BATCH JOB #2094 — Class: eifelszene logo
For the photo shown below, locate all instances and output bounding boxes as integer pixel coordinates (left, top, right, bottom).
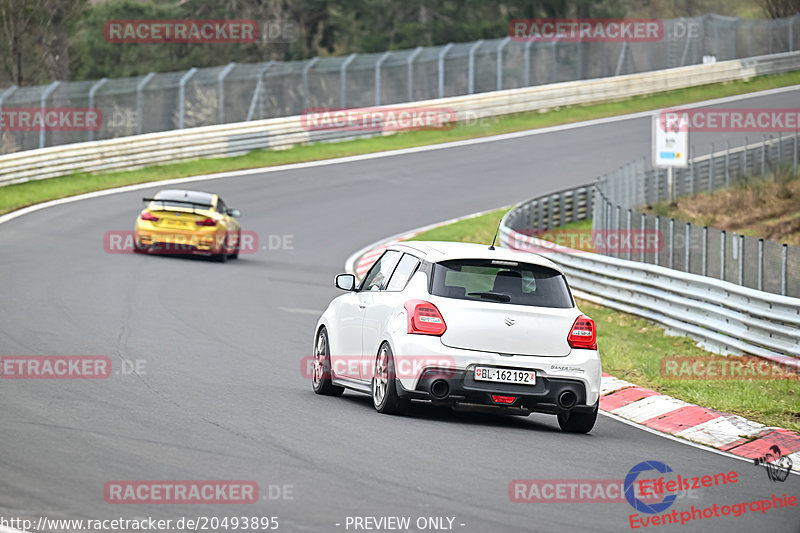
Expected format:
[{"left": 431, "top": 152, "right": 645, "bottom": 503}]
[{"left": 753, "top": 445, "right": 793, "bottom": 482}]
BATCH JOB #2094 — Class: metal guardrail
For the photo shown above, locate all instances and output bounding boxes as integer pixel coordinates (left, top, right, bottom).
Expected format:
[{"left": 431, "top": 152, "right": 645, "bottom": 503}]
[
  {"left": 1, "top": 13, "right": 797, "bottom": 154},
  {"left": 499, "top": 150, "right": 800, "bottom": 363},
  {"left": 500, "top": 224, "right": 800, "bottom": 364},
  {"left": 2, "top": 51, "right": 800, "bottom": 186},
  {"left": 594, "top": 133, "right": 800, "bottom": 297}
]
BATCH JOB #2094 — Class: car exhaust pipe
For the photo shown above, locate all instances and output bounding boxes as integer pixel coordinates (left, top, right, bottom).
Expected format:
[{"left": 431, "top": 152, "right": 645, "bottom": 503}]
[
  {"left": 430, "top": 379, "right": 450, "bottom": 399},
  {"left": 558, "top": 390, "right": 577, "bottom": 410}
]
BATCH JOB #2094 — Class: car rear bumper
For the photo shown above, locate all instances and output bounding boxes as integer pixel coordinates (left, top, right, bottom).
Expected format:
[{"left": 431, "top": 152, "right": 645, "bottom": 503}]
[
  {"left": 134, "top": 229, "right": 222, "bottom": 253},
  {"left": 396, "top": 369, "right": 595, "bottom": 413},
  {"left": 391, "top": 335, "right": 601, "bottom": 408}
]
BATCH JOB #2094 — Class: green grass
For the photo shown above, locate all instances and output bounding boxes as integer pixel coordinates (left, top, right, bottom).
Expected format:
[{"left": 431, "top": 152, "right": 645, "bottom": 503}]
[
  {"left": 3, "top": 70, "right": 800, "bottom": 216},
  {"left": 408, "top": 209, "right": 800, "bottom": 432}
]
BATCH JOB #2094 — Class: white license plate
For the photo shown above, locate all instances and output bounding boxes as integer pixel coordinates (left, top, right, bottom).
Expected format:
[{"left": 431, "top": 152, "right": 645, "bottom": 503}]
[{"left": 474, "top": 366, "right": 536, "bottom": 385}]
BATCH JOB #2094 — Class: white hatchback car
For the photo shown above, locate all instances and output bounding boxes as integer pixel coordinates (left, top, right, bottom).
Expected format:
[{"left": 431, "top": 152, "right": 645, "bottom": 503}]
[{"left": 312, "top": 241, "right": 601, "bottom": 433}]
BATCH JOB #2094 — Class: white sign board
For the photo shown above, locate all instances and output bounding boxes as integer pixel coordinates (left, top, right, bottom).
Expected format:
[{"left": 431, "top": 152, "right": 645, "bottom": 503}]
[{"left": 653, "top": 112, "right": 689, "bottom": 168}]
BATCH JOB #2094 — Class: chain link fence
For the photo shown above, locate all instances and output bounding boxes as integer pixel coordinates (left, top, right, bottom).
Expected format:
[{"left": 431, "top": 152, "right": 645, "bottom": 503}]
[
  {"left": 594, "top": 132, "right": 800, "bottom": 297},
  {"left": 1, "top": 13, "right": 799, "bottom": 154}
]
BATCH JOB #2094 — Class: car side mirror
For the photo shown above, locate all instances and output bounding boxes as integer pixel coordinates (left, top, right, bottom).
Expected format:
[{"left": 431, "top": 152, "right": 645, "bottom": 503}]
[
  {"left": 335, "top": 273, "right": 356, "bottom": 291},
  {"left": 228, "top": 209, "right": 241, "bottom": 217}
]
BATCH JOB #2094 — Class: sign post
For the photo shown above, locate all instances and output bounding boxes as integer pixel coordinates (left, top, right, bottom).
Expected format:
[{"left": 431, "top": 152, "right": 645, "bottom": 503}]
[{"left": 653, "top": 112, "right": 689, "bottom": 204}]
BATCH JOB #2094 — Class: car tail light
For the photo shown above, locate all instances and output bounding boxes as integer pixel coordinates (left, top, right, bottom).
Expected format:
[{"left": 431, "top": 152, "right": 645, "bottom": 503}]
[
  {"left": 140, "top": 211, "right": 159, "bottom": 222},
  {"left": 196, "top": 217, "right": 217, "bottom": 227},
  {"left": 568, "top": 315, "right": 597, "bottom": 350},
  {"left": 491, "top": 395, "right": 516, "bottom": 404},
  {"left": 404, "top": 300, "right": 447, "bottom": 336}
]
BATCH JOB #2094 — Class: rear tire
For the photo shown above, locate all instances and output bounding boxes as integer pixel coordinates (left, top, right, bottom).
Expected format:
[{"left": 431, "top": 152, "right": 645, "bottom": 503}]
[
  {"left": 372, "top": 343, "right": 409, "bottom": 415},
  {"left": 312, "top": 329, "right": 344, "bottom": 397},
  {"left": 213, "top": 235, "right": 228, "bottom": 262},
  {"left": 228, "top": 231, "right": 240, "bottom": 259},
  {"left": 557, "top": 400, "right": 598, "bottom": 433}
]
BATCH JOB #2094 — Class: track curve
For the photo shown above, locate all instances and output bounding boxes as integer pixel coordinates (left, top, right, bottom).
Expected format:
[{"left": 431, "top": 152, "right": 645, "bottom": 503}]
[{"left": 1, "top": 87, "right": 799, "bottom": 532}]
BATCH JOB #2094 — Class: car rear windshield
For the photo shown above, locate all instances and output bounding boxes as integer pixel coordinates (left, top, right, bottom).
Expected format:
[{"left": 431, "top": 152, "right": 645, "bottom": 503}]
[{"left": 430, "top": 259, "right": 574, "bottom": 308}]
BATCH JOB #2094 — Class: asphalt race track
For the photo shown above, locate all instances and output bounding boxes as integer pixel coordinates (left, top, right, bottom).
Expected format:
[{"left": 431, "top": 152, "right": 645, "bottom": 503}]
[{"left": 1, "top": 87, "right": 799, "bottom": 532}]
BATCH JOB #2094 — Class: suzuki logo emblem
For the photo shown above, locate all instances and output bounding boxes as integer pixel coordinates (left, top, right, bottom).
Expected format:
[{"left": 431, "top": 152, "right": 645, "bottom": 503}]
[{"left": 505, "top": 317, "right": 515, "bottom": 326}]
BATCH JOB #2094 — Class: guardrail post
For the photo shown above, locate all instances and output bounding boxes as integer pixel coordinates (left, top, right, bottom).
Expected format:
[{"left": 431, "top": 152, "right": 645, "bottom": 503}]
[
  {"left": 340, "top": 54, "right": 357, "bottom": 108},
  {"left": 654, "top": 216, "right": 660, "bottom": 265},
  {"left": 87, "top": 78, "right": 107, "bottom": 142},
  {"left": 497, "top": 36, "right": 511, "bottom": 91},
  {"left": 407, "top": 47, "right": 423, "bottom": 102},
  {"left": 39, "top": 81, "right": 60, "bottom": 149},
  {"left": 689, "top": 146, "right": 695, "bottom": 196},
  {"left": 738, "top": 234, "right": 744, "bottom": 285},
  {"left": 702, "top": 226, "right": 708, "bottom": 276},
  {"left": 626, "top": 209, "right": 632, "bottom": 261},
  {"left": 178, "top": 67, "right": 198, "bottom": 129},
  {"left": 794, "top": 131, "right": 798, "bottom": 174},
  {"left": 668, "top": 218, "right": 675, "bottom": 269},
  {"left": 761, "top": 135, "right": 766, "bottom": 178},
  {"left": 0, "top": 85, "right": 18, "bottom": 146},
  {"left": 375, "top": 51, "right": 391, "bottom": 106},
  {"left": 217, "top": 63, "right": 235, "bottom": 124},
  {"left": 743, "top": 136, "right": 748, "bottom": 175},
  {"left": 302, "top": 57, "right": 319, "bottom": 111},
  {"left": 550, "top": 40, "right": 557, "bottom": 82},
  {"left": 438, "top": 43, "right": 454, "bottom": 99},
  {"left": 708, "top": 143, "right": 715, "bottom": 191},
  {"left": 640, "top": 212, "right": 647, "bottom": 263},
  {"left": 467, "top": 40, "right": 484, "bottom": 94},
  {"left": 559, "top": 191, "right": 566, "bottom": 227},
  {"left": 523, "top": 41, "right": 534, "bottom": 86},
  {"left": 781, "top": 244, "right": 788, "bottom": 296},
  {"left": 725, "top": 140, "right": 730, "bottom": 187},
  {"left": 720, "top": 230, "right": 726, "bottom": 281},
  {"left": 757, "top": 238, "right": 764, "bottom": 291},
  {"left": 136, "top": 72, "right": 155, "bottom": 135},
  {"left": 685, "top": 223, "right": 691, "bottom": 272},
  {"left": 615, "top": 206, "right": 621, "bottom": 257}
]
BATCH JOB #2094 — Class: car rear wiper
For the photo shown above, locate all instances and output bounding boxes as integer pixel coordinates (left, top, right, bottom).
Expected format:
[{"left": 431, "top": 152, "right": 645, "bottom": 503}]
[{"left": 467, "top": 291, "right": 511, "bottom": 302}]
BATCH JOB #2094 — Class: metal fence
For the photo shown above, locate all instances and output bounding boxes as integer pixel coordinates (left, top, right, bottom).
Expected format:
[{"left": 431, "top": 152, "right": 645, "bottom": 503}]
[
  {"left": 594, "top": 133, "right": 800, "bottom": 297},
  {"left": 1, "top": 13, "right": 799, "bottom": 154}
]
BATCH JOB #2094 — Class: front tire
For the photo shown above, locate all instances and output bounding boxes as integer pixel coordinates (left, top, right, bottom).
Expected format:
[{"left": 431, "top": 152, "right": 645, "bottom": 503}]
[
  {"left": 557, "top": 400, "right": 598, "bottom": 433},
  {"left": 312, "top": 329, "right": 344, "bottom": 397},
  {"left": 372, "top": 343, "right": 409, "bottom": 415}
]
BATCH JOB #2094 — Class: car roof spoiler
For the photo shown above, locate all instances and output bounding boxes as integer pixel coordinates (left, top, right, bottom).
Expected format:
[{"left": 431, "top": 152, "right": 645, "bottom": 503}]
[{"left": 142, "top": 197, "right": 214, "bottom": 214}]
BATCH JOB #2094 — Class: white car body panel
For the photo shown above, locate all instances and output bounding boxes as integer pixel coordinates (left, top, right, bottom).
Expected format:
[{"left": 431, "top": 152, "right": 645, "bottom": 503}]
[{"left": 315, "top": 241, "right": 602, "bottom": 409}]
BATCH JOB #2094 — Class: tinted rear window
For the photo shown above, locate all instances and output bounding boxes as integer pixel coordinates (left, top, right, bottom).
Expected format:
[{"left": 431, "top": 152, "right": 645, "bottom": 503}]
[{"left": 431, "top": 259, "right": 573, "bottom": 308}]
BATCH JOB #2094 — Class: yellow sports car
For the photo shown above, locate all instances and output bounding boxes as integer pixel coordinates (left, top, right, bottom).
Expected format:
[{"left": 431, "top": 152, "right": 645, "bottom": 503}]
[{"left": 134, "top": 189, "right": 242, "bottom": 262}]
